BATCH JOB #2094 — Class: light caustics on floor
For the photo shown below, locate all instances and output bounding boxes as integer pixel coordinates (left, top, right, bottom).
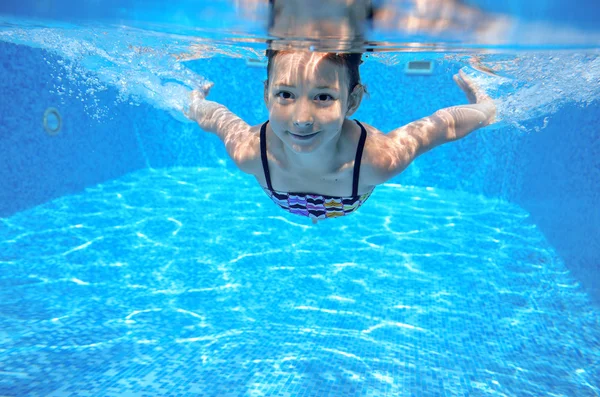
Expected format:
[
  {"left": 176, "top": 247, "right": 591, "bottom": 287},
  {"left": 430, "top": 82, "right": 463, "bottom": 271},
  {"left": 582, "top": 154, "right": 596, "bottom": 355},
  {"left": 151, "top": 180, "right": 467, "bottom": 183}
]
[{"left": 0, "top": 168, "right": 598, "bottom": 397}]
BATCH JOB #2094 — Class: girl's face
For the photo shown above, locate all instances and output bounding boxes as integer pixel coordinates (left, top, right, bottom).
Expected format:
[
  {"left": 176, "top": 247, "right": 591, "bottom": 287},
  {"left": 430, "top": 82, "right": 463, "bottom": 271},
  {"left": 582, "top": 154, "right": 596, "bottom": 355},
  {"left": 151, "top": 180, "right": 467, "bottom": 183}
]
[{"left": 265, "top": 52, "right": 354, "bottom": 154}]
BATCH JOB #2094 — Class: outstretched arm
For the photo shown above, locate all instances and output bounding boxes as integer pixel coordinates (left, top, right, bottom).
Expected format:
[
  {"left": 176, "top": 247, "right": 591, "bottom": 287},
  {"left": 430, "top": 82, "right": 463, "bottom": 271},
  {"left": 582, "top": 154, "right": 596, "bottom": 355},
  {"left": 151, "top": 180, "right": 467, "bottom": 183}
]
[
  {"left": 187, "top": 86, "right": 259, "bottom": 172},
  {"left": 364, "top": 70, "right": 496, "bottom": 184},
  {"left": 388, "top": 70, "right": 496, "bottom": 158}
]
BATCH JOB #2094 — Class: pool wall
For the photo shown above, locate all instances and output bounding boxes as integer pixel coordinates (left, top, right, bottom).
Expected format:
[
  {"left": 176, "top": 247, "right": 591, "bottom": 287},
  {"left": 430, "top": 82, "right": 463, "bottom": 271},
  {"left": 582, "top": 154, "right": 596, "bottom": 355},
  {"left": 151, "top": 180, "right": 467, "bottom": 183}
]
[
  {"left": 0, "top": 43, "right": 143, "bottom": 215},
  {"left": 515, "top": 104, "right": 600, "bottom": 303},
  {"left": 1, "top": 42, "right": 598, "bottom": 302}
]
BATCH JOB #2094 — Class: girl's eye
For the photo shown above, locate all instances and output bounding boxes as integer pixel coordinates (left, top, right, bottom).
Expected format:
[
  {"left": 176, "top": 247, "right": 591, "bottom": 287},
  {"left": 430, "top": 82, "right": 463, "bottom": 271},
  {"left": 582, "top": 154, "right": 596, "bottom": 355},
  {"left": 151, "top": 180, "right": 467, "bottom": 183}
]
[
  {"left": 276, "top": 91, "right": 294, "bottom": 100},
  {"left": 315, "top": 94, "right": 334, "bottom": 101}
]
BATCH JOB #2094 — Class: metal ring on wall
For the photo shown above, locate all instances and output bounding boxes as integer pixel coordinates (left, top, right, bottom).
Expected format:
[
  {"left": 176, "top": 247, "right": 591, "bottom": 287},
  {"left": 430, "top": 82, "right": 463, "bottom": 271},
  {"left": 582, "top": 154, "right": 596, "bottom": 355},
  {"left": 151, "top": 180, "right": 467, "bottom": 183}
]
[{"left": 43, "top": 107, "right": 62, "bottom": 136}]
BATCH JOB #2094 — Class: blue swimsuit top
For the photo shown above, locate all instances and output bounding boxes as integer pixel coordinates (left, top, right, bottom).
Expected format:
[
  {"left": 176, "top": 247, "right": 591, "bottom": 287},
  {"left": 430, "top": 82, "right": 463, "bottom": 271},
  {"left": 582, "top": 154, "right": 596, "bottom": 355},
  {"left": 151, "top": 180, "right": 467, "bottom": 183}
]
[{"left": 260, "top": 120, "right": 373, "bottom": 220}]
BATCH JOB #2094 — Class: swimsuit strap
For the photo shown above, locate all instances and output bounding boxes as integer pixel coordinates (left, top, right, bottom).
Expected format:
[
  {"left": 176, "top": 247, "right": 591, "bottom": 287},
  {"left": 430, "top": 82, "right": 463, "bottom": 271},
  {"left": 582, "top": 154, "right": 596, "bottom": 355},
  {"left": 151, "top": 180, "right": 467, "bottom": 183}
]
[
  {"left": 260, "top": 120, "right": 367, "bottom": 196},
  {"left": 352, "top": 120, "right": 368, "bottom": 196},
  {"left": 260, "top": 121, "right": 273, "bottom": 190}
]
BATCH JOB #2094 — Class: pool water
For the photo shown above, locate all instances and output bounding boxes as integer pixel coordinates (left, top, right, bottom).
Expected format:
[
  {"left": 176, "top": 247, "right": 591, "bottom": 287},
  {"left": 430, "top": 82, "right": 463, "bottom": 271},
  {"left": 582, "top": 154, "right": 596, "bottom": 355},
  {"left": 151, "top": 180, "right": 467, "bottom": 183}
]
[
  {"left": 1, "top": 168, "right": 598, "bottom": 396},
  {"left": 1, "top": 1, "right": 600, "bottom": 396}
]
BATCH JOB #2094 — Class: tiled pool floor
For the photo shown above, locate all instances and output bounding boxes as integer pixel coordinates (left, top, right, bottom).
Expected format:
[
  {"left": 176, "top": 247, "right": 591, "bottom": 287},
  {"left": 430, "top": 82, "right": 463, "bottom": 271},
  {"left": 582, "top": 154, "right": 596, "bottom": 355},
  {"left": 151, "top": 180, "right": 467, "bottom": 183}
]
[{"left": 1, "top": 168, "right": 598, "bottom": 397}]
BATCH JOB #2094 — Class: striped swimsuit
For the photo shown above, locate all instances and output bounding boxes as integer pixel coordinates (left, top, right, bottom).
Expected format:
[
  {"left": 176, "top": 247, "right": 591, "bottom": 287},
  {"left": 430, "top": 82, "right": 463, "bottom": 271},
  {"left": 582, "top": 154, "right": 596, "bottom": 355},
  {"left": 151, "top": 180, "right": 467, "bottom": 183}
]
[{"left": 260, "top": 120, "right": 373, "bottom": 221}]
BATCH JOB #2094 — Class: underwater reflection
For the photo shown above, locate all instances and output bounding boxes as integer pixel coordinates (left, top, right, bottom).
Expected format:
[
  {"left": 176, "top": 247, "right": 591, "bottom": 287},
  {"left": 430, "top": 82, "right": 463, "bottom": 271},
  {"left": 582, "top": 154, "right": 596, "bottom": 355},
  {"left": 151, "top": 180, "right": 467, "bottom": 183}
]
[{"left": 232, "top": 0, "right": 512, "bottom": 49}]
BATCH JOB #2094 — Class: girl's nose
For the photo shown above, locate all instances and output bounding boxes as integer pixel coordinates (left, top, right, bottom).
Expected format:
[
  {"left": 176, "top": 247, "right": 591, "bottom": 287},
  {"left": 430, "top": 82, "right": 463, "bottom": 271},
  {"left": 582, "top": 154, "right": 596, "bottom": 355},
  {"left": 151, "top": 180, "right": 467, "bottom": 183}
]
[
  {"left": 293, "top": 98, "right": 314, "bottom": 128},
  {"left": 293, "top": 119, "right": 314, "bottom": 127}
]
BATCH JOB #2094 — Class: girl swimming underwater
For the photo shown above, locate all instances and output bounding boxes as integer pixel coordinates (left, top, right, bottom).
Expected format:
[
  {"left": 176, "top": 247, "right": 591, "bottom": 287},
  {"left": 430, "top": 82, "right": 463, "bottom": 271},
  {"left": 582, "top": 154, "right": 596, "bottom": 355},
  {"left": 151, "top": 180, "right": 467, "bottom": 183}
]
[{"left": 187, "top": 50, "right": 496, "bottom": 223}]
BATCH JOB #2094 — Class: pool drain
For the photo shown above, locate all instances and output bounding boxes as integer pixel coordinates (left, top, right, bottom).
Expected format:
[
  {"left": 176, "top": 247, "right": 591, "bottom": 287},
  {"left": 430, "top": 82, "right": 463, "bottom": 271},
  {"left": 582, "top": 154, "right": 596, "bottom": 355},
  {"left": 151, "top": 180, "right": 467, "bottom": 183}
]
[{"left": 43, "top": 107, "right": 62, "bottom": 136}]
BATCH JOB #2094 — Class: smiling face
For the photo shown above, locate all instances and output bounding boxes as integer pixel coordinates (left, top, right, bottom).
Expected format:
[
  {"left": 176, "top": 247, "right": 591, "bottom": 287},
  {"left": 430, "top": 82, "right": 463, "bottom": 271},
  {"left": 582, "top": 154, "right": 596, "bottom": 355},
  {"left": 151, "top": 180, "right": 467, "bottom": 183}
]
[{"left": 265, "top": 51, "right": 361, "bottom": 154}]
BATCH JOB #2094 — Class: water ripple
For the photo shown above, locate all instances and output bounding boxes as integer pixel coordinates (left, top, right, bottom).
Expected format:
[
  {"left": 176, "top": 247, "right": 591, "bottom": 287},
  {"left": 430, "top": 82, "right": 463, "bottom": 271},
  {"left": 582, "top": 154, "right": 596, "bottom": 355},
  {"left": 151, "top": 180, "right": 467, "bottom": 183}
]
[{"left": 0, "top": 167, "right": 598, "bottom": 396}]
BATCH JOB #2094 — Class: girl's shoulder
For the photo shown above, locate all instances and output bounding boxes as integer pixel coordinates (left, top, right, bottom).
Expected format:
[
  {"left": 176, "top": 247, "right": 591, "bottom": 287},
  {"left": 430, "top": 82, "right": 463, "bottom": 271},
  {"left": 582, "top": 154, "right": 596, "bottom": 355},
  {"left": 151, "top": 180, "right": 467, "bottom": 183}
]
[
  {"left": 350, "top": 120, "right": 389, "bottom": 152},
  {"left": 338, "top": 119, "right": 388, "bottom": 163},
  {"left": 226, "top": 122, "right": 263, "bottom": 176},
  {"left": 354, "top": 121, "right": 411, "bottom": 185}
]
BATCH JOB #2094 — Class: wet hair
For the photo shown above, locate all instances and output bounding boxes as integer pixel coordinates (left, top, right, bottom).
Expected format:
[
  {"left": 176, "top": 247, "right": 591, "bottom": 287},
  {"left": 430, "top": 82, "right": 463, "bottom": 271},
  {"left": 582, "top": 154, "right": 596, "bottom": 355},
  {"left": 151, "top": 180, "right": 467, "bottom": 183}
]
[{"left": 265, "top": 49, "right": 363, "bottom": 94}]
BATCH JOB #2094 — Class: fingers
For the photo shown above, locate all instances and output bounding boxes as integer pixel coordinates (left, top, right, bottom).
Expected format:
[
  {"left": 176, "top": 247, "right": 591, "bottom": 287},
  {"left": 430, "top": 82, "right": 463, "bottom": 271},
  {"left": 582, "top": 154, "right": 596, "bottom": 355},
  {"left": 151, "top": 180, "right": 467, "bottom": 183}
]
[
  {"left": 188, "top": 88, "right": 208, "bottom": 120},
  {"left": 453, "top": 70, "right": 479, "bottom": 104},
  {"left": 453, "top": 73, "right": 461, "bottom": 86},
  {"left": 190, "top": 90, "right": 203, "bottom": 103},
  {"left": 459, "top": 70, "right": 479, "bottom": 92},
  {"left": 455, "top": 70, "right": 494, "bottom": 108},
  {"left": 455, "top": 70, "right": 473, "bottom": 86},
  {"left": 190, "top": 81, "right": 214, "bottom": 103},
  {"left": 201, "top": 82, "right": 214, "bottom": 97},
  {"left": 453, "top": 72, "right": 468, "bottom": 92}
]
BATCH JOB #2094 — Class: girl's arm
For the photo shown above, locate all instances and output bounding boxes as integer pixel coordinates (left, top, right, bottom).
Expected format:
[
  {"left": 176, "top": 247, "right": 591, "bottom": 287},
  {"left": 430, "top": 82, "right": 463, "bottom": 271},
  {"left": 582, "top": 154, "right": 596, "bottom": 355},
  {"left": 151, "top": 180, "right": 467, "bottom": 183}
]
[
  {"left": 391, "top": 70, "right": 495, "bottom": 155},
  {"left": 188, "top": 89, "right": 260, "bottom": 173},
  {"left": 365, "top": 70, "right": 496, "bottom": 183}
]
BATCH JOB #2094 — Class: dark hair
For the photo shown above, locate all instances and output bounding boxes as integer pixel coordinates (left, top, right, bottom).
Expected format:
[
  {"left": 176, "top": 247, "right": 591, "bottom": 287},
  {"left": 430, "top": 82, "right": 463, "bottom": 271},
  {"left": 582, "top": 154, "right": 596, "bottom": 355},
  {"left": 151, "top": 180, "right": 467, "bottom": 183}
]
[{"left": 265, "top": 50, "right": 363, "bottom": 94}]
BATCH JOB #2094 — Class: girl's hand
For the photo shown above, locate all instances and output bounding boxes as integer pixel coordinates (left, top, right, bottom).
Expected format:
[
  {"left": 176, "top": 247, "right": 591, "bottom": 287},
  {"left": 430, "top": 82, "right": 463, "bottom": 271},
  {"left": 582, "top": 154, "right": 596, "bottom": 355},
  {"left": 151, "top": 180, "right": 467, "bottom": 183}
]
[
  {"left": 453, "top": 70, "right": 496, "bottom": 124},
  {"left": 187, "top": 82, "right": 217, "bottom": 127},
  {"left": 453, "top": 69, "right": 492, "bottom": 105}
]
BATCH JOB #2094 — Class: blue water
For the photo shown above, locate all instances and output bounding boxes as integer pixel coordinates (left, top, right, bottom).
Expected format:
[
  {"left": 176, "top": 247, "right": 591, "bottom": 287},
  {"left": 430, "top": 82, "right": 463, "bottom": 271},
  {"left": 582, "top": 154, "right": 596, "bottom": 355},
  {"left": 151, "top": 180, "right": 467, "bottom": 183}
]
[
  {"left": 1, "top": 1, "right": 600, "bottom": 396},
  {"left": 2, "top": 168, "right": 598, "bottom": 396}
]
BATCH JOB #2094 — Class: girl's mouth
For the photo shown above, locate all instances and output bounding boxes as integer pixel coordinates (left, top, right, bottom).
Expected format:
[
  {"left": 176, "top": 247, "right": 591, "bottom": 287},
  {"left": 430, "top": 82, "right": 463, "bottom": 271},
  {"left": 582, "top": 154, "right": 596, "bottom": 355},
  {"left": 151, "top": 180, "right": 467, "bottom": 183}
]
[{"left": 288, "top": 131, "right": 320, "bottom": 140}]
